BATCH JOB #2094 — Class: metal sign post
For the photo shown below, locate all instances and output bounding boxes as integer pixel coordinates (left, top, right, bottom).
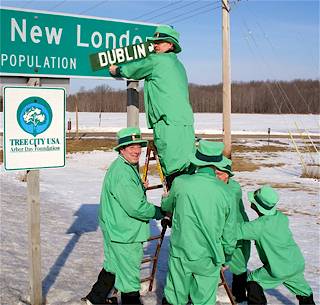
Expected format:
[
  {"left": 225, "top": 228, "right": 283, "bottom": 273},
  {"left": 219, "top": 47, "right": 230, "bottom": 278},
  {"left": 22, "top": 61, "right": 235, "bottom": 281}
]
[{"left": 127, "top": 81, "right": 139, "bottom": 128}]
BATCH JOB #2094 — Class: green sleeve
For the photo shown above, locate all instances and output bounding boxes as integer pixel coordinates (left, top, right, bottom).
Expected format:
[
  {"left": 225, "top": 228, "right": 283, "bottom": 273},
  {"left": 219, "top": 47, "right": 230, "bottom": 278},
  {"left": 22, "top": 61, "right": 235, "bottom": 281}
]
[
  {"left": 119, "top": 57, "right": 153, "bottom": 80},
  {"left": 221, "top": 195, "right": 237, "bottom": 258},
  {"left": 115, "top": 176, "right": 156, "bottom": 221},
  {"left": 237, "top": 218, "right": 262, "bottom": 240}
]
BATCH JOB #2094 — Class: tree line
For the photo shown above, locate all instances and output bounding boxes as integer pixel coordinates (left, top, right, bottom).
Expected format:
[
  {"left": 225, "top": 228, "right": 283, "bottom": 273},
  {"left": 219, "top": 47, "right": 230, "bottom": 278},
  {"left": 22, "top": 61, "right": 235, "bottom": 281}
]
[
  {"left": 0, "top": 79, "right": 318, "bottom": 113},
  {"left": 67, "top": 79, "right": 319, "bottom": 114}
]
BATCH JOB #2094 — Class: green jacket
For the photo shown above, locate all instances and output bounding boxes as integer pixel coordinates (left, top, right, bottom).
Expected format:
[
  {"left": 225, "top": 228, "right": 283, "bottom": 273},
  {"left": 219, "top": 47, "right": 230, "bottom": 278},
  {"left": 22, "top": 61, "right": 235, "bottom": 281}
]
[
  {"left": 238, "top": 211, "right": 305, "bottom": 278},
  {"left": 227, "top": 179, "right": 249, "bottom": 224},
  {"left": 99, "top": 155, "right": 161, "bottom": 243},
  {"left": 118, "top": 52, "right": 194, "bottom": 128},
  {"left": 161, "top": 167, "right": 237, "bottom": 263}
]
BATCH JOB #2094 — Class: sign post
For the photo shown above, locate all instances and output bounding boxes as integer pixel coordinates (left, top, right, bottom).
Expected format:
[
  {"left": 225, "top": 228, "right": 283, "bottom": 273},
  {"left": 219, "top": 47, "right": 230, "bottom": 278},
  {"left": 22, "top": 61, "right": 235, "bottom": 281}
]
[{"left": 3, "top": 85, "right": 66, "bottom": 304}]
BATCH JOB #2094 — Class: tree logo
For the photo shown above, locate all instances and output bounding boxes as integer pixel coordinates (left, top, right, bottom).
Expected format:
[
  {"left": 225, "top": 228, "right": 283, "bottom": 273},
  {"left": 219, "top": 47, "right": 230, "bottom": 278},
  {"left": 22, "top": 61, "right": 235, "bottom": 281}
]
[{"left": 17, "top": 96, "right": 53, "bottom": 137}]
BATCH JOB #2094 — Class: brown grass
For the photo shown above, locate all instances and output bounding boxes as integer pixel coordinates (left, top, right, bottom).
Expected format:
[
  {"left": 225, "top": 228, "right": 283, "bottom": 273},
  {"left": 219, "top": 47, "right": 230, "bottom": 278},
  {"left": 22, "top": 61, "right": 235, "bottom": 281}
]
[{"left": 66, "top": 139, "right": 116, "bottom": 153}]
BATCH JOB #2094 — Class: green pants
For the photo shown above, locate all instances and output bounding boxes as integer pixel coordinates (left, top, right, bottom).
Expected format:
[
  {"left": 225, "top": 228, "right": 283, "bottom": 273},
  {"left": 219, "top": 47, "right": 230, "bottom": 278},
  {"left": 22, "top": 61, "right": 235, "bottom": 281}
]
[
  {"left": 102, "top": 230, "right": 143, "bottom": 293},
  {"left": 248, "top": 266, "right": 313, "bottom": 297},
  {"left": 153, "top": 120, "right": 195, "bottom": 176},
  {"left": 229, "top": 240, "right": 251, "bottom": 275},
  {"left": 164, "top": 256, "right": 221, "bottom": 305}
]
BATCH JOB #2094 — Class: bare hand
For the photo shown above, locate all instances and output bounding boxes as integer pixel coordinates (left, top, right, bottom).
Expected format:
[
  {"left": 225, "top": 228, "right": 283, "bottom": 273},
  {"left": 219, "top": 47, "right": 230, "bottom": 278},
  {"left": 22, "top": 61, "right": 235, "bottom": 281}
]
[{"left": 109, "top": 65, "right": 118, "bottom": 75}]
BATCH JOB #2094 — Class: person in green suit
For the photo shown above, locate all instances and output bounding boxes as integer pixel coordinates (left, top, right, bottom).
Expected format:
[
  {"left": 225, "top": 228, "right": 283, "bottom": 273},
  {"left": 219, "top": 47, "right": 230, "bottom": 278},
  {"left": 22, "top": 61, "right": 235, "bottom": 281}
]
[
  {"left": 109, "top": 25, "right": 195, "bottom": 188},
  {"left": 83, "top": 127, "right": 163, "bottom": 305},
  {"left": 215, "top": 164, "right": 251, "bottom": 303},
  {"left": 238, "top": 185, "right": 315, "bottom": 305},
  {"left": 160, "top": 140, "right": 237, "bottom": 305}
]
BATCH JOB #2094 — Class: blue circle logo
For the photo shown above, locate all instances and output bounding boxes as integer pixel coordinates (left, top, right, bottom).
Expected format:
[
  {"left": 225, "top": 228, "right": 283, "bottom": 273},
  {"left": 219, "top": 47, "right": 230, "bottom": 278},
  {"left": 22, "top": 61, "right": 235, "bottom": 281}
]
[{"left": 17, "top": 96, "right": 53, "bottom": 137}]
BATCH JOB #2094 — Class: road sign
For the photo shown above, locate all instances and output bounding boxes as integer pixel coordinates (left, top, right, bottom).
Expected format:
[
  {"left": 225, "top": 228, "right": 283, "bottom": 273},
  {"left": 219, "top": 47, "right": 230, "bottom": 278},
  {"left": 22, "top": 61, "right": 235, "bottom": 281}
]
[
  {"left": 3, "top": 86, "right": 66, "bottom": 170},
  {"left": 0, "top": 7, "right": 157, "bottom": 79},
  {"left": 90, "top": 41, "right": 155, "bottom": 71}
]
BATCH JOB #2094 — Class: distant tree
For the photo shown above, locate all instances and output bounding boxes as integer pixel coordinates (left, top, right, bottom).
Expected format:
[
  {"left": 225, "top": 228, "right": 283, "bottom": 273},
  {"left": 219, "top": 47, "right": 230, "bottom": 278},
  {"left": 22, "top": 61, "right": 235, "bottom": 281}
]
[{"left": 66, "top": 79, "right": 319, "bottom": 114}]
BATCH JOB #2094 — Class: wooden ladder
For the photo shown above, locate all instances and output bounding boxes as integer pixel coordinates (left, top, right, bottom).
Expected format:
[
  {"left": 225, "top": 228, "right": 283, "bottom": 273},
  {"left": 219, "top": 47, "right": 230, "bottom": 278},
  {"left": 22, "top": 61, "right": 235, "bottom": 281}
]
[
  {"left": 219, "top": 269, "right": 237, "bottom": 305},
  {"left": 140, "top": 140, "right": 169, "bottom": 292}
]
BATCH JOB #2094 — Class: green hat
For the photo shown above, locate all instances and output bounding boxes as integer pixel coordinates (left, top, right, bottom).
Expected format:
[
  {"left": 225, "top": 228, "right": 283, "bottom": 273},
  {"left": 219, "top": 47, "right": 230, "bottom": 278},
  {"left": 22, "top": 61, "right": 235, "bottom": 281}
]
[
  {"left": 216, "top": 162, "right": 234, "bottom": 177},
  {"left": 190, "top": 140, "right": 231, "bottom": 168},
  {"left": 148, "top": 25, "right": 181, "bottom": 53},
  {"left": 248, "top": 185, "right": 279, "bottom": 216},
  {"left": 114, "top": 127, "right": 148, "bottom": 151}
]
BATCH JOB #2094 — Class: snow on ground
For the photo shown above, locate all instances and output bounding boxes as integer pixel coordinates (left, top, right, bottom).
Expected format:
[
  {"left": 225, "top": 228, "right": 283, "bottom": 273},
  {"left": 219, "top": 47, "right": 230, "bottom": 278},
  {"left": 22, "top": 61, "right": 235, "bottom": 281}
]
[
  {"left": 0, "top": 112, "right": 319, "bottom": 136},
  {"left": 1, "top": 114, "right": 319, "bottom": 305}
]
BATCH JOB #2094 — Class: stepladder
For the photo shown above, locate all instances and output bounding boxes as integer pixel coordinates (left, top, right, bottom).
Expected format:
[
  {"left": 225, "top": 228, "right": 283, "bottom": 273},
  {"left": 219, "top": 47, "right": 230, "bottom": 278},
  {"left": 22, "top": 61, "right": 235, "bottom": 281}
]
[
  {"left": 140, "top": 140, "right": 169, "bottom": 292},
  {"left": 141, "top": 141, "right": 236, "bottom": 304}
]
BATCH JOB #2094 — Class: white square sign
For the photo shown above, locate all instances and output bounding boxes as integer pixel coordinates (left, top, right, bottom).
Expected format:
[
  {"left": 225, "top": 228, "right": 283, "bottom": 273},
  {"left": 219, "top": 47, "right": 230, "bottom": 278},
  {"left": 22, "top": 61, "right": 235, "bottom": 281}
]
[{"left": 3, "top": 86, "right": 66, "bottom": 170}]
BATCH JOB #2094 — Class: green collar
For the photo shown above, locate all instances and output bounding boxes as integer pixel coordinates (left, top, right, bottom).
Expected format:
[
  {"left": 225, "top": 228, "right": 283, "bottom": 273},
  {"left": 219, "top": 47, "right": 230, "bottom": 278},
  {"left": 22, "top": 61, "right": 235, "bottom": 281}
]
[{"left": 196, "top": 166, "right": 216, "bottom": 177}]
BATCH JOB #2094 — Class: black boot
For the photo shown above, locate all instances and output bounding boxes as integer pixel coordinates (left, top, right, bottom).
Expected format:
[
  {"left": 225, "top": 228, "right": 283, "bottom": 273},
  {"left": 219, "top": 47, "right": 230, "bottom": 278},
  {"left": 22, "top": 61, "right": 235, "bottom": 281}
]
[
  {"left": 232, "top": 272, "right": 247, "bottom": 303},
  {"left": 85, "top": 269, "right": 116, "bottom": 304},
  {"left": 297, "top": 294, "right": 316, "bottom": 305},
  {"left": 121, "top": 291, "right": 143, "bottom": 305},
  {"left": 247, "top": 281, "right": 267, "bottom": 305}
]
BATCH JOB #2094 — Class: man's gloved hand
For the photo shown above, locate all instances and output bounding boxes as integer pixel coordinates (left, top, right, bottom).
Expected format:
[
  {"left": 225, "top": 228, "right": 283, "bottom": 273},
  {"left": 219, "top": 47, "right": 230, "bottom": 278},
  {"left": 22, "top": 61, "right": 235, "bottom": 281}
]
[{"left": 161, "top": 215, "right": 172, "bottom": 228}]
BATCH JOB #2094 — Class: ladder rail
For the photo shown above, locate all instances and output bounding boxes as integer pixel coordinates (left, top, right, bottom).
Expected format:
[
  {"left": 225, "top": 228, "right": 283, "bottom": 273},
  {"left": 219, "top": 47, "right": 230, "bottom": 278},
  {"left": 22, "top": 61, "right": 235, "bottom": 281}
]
[{"left": 140, "top": 140, "right": 168, "bottom": 292}]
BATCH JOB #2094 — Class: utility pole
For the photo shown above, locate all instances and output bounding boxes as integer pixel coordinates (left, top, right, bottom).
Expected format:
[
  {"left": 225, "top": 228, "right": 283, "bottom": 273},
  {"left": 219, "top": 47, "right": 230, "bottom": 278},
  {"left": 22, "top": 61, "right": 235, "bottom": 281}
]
[{"left": 222, "top": 0, "right": 232, "bottom": 158}]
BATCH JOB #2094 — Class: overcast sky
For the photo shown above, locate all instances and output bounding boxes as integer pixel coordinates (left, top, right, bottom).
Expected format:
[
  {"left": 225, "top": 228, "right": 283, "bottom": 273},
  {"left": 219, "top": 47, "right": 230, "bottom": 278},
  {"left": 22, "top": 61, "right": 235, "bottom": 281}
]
[{"left": 1, "top": 0, "right": 319, "bottom": 93}]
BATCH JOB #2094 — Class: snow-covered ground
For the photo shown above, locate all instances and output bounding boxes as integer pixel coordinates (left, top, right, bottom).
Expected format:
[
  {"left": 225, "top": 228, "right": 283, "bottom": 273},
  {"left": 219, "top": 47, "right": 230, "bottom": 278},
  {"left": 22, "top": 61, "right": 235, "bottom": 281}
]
[
  {"left": 0, "top": 112, "right": 319, "bottom": 135},
  {"left": 1, "top": 113, "right": 319, "bottom": 305}
]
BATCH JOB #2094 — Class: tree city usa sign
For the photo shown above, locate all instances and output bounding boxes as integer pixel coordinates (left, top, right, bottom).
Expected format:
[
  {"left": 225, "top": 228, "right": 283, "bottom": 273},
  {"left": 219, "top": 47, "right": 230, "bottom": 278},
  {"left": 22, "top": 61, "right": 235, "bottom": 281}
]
[
  {"left": 3, "top": 86, "right": 66, "bottom": 170},
  {"left": 0, "top": 7, "right": 157, "bottom": 78}
]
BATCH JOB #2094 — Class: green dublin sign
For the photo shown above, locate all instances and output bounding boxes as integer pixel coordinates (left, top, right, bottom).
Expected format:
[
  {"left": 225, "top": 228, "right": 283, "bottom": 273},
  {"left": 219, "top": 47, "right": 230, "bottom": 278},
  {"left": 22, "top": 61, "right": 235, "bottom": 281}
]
[{"left": 0, "top": 7, "right": 157, "bottom": 78}]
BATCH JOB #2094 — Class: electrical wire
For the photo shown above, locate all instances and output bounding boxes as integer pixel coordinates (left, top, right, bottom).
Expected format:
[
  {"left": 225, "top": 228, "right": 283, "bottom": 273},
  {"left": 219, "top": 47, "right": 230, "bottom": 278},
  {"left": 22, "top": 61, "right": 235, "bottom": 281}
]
[
  {"left": 160, "top": 2, "right": 221, "bottom": 25},
  {"left": 132, "top": 1, "right": 184, "bottom": 21},
  {"left": 142, "top": 1, "right": 201, "bottom": 22},
  {"left": 49, "top": 0, "right": 67, "bottom": 10},
  {"left": 78, "top": 1, "right": 108, "bottom": 15}
]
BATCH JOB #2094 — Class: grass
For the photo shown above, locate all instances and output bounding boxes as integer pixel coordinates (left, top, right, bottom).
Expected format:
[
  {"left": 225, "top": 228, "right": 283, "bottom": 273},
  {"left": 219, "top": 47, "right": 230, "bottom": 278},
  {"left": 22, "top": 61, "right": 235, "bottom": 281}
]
[{"left": 0, "top": 139, "right": 317, "bottom": 177}]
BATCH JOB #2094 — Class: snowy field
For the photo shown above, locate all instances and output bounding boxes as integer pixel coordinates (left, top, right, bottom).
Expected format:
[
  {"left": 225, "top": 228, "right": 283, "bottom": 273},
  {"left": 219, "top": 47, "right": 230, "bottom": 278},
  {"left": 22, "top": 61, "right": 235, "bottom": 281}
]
[
  {"left": 1, "top": 113, "right": 319, "bottom": 305},
  {"left": 0, "top": 112, "right": 319, "bottom": 136}
]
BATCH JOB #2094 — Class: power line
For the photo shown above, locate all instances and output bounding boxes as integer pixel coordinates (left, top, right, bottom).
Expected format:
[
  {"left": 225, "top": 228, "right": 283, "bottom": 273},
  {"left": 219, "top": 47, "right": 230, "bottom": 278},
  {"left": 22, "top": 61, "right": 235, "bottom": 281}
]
[
  {"left": 143, "top": 1, "right": 201, "bottom": 22},
  {"left": 78, "top": 1, "right": 109, "bottom": 15},
  {"left": 160, "top": 2, "right": 221, "bottom": 25},
  {"left": 49, "top": 0, "right": 67, "bottom": 10},
  {"left": 132, "top": 1, "right": 183, "bottom": 21}
]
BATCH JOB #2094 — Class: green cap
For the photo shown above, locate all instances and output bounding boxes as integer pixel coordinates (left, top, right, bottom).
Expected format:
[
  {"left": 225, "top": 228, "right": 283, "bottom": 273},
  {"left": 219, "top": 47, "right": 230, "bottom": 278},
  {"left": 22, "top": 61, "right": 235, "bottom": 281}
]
[
  {"left": 114, "top": 127, "right": 148, "bottom": 151},
  {"left": 148, "top": 25, "right": 181, "bottom": 53},
  {"left": 190, "top": 140, "right": 231, "bottom": 168},
  {"left": 248, "top": 185, "right": 279, "bottom": 216}
]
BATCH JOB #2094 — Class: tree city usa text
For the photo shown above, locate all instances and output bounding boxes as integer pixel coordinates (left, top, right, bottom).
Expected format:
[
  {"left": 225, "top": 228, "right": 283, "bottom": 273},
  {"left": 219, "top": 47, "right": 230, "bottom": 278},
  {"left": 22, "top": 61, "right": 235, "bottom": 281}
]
[{"left": 9, "top": 137, "right": 61, "bottom": 152}]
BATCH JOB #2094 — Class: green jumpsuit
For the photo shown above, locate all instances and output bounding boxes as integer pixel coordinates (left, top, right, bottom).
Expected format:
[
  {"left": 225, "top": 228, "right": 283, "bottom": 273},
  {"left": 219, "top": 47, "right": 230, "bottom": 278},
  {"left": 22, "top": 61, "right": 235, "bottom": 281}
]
[
  {"left": 99, "top": 155, "right": 162, "bottom": 293},
  {"left": 116, "top": 52, "right": 195, "bottom": 176},
  {"left": 161, "top": 167, "right": 237, "bottom": 305},
  {"left": 227, "top": 179, "right": 251, "bottom": 275},
  {"left": 238, "top": 210, "right": 313, "bottom": 296}
]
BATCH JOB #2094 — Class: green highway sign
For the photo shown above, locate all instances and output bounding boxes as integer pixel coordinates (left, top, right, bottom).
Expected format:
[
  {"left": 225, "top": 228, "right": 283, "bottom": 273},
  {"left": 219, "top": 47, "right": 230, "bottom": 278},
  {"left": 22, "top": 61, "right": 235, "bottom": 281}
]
[{"left": 0, "top": 7, "right": 157, "bottom": 79}]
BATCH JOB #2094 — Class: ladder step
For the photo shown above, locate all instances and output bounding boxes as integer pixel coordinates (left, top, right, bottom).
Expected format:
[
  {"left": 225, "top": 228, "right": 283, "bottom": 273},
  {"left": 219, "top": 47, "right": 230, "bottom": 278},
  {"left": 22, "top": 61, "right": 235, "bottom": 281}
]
[
  {"left": 141, "top": 256, "right": 157, "bottom": 264},
  {"left": 141, "top": 276, "right": 152, "bottom": 283},
  {"left": 146, "top": 184, "right": 163, "bottom": 190},
  {"left": 147, "top": 234, "right": 162, "bottom": 241}
]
